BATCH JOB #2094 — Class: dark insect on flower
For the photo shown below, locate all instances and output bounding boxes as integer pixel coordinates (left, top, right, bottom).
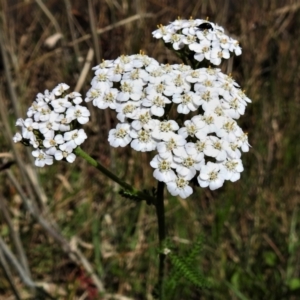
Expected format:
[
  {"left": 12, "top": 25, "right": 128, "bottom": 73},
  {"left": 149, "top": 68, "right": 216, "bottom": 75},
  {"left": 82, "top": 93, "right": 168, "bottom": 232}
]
[{"left": 197, "top": 22, "right": 213, "bottom": 31}]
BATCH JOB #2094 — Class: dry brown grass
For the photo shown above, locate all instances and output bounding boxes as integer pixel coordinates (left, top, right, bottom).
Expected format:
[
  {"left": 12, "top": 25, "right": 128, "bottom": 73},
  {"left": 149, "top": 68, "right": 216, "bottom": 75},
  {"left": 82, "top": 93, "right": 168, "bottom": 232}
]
[{"left": 0, "top": 0, "right": 300, "bottom": 299}]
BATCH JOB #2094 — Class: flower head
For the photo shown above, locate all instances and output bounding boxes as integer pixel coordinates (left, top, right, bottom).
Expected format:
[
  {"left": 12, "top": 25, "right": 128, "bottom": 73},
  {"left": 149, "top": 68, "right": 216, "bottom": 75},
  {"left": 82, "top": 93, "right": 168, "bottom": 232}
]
[
  {"left": 84, "top": 52, "right": 251, "bottom": 198},
  {"left": 13, "top": 85, "right": 89, "bottom": 166},
  {"left": 152, "top": 18, "right": 242, "bottom": 66}
]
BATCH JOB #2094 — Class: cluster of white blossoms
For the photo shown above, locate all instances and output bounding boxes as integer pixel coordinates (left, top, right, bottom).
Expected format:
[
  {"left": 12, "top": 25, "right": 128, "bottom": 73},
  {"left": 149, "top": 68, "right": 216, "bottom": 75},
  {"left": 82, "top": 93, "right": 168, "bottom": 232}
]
[
  {"left": 13, "top": 84, "right": 89, "bottom": 167},
  {"left": 152, "top": 18, "right": 241, "bottom": 66},
  {"left": 85, "top": 53, "right": 251, "bottom": 198}
]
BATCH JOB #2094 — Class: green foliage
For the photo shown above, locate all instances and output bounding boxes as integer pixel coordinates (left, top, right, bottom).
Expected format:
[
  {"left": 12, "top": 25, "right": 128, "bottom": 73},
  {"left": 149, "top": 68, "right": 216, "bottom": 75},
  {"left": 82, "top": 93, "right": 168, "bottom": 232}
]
[
  {"left": 119, "top": 189, "right": 144, "bottom": 202},
  {"left": 164, "top": 235, "right": 210, "bottom": 298},
  {"left": 119, "top": 188, "right": 155, "bottom": 205}
]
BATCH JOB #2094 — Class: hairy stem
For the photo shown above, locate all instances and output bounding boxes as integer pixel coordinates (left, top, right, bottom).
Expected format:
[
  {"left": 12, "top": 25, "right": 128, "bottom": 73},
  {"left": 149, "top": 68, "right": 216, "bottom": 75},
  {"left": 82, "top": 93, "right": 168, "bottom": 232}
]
[
  {"left": 74, "top": 147, "right": 155, "bottom": 204},
  {"left": 155, "top": 181, "right": 166, "bottom": 299}
]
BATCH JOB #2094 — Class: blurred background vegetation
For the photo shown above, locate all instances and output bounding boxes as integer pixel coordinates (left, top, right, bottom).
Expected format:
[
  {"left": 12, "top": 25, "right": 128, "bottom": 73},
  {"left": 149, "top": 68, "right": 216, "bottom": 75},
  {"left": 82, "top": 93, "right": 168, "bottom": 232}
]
[{"left": 0, "top": 0, "right": 300, "bottom": 299}]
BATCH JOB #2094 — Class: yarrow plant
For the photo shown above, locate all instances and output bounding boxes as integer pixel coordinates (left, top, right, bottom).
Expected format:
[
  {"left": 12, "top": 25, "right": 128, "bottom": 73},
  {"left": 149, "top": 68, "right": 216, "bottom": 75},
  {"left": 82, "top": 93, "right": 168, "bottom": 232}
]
[
  {"left": 13, "top": 17, "right": 251, "bottom": 298},
  {"left": 14, "top": 84, "right": 89, "bottom": 167},
  {"left": 152, "top": 17, "right": 241, "bottom": 66},
  {"left": 85, "top": 54, "right": 250, "bottom": 198}
]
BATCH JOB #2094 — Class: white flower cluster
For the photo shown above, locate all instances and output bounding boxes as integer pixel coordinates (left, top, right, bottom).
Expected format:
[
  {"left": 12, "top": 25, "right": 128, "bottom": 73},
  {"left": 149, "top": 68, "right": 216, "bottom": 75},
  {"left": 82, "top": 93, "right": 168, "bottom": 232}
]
[
  {"left": 85, "top": 53, "right": 251, "bottom": 198},
  {"left": 152, "top": 18, "right": 241, "bottom": 66},
  {"left": 13, "top": 84, "right": 89, "bottom": 167}
]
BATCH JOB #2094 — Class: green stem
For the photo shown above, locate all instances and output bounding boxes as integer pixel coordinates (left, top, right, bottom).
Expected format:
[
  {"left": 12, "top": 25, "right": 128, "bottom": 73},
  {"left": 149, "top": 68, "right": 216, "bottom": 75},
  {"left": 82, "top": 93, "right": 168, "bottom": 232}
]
[
  {"left": 74, "top": 147, "right": 155, "bottom": 204},
  {"left": 155, "top": 181, "right": 166, "bottom": 299}
]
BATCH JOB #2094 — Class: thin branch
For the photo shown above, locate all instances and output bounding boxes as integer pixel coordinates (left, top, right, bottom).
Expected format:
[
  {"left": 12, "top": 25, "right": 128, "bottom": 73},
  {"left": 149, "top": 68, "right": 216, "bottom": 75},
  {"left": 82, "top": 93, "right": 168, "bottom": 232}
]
[
  {"left": 35, "top": 0, "right": 62, "bottom": 34},
  {"left": 68, "top": 13, "right": 155, "bottom": 47},
  {"left": 0, "top": 194, "right": 31, "bottom": 278},
  {"left": 0, "top": 27, "right": 21, "bottom": 118},
  {"left": 63, "top": 0, "right": 81, "bottom": 65},
  {"left": 88, "top": 0, "right": 102, "bottom": 64},
  {"left": 0, "top": 237, "right": 56, "bottom": 299},
  {"left": 155, "top": 181, "right": 166, "bottom": 299},
  {"left": 0, "top": 247, "right": 22, "bottom": 300},
  {"left": 0, "top": 236, "right": 36, "bottom": 289},
  {"left": 75, "top": 48, "right": 94, "bottom": 93},
  {"left": 74, "top": 147, "right": 155, "bottom": 204}
]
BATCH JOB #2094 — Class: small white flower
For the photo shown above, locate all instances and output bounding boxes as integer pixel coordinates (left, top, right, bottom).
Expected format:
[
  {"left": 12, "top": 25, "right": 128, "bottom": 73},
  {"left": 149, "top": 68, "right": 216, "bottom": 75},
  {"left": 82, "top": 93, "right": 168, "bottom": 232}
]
[
  {"left": 133, "top": 54, "right": 159, "bottom": 69},
  {"left": 108, "top": 123, "right": 132, "bottom": 147},
  {"left": 16, "top": 118, "right": 39, "bottom": 140},
  {"left": 182, "top": 34, "right": 197, "bottom": 46},
  {"left": 66, "top": 105, "right": 90, "bottom": 124},
  {"left": 166, "top": 174, "right": 194, "bottom": 199},
  {"left": 131, "top": 109, "right": 152, "bottom": 131},
  {"left": 32, "top": 149, "right": 53, "bottom": 167},
  {"left": 106, "top": 64, "right": 125, "bottom": 82},
  {"left": 196, "top": 25, "right": 216, "bottom": 41},
  {"left": 52, "top": 83, "right": 70, "bottom": 96},
  {"left": 174, "top": 148, "right": 203, "bottom": 178},
  {"left": 85, "top": 87, "right": 106, "bottom": 103},
  {"left": 117, "top": 79, "right": 144, "bottom": 102},
  {"left": 210, "top": 47, "right": 230, "bottom": 65},
  {"left": 220, "top": 158, "right": 244, "bottom": 182},
  {"left": 164, "top": 73, "right": 191, "bottom": 95},
  {"left": 29, "top": 135, "right": 39, "bottom": 148},
  {"left": 217, "top": 81, "right": 235, "bottom": 100},
  {"left": 150, "top": 155, "right": 177, "bottom": 182},
  {"left": 190, "top": 39, "right": 211, "bottom": 62},
  {"left": 92, "top": 68, "right": 111, "bottom": 84},
  {"left": 116, "top": 101, "right": 140, "bottom": 122},
  {"left": 195, "top": 84, "right": 219, "bottom": 112},
  {"left": 114, "top": 55, "right": 135, "bottom": 72},
  {"left": 152, "top": 120, "right": 179, "bottom": 141},
  {"left": 38, "top": 111, "right": 60, "bottom": 135},
  {"left": 185, "top": 141, "right": 205, "bottom": 162},
  {"left": 152, "top": 24, "right": 171, "bottom": 39},
  {"left": 178, "top": 117, "right": 206, "bottom": 140},
  {"left": 194, "top": 114, "right": 219, "bottom": 137},
  {"left": 27, "top": 98, "right": 47, "bottom": 118},
  {"left": 221, "top": 97, "right": 246, "bottom": 119},
  {"left": 145, "top": 82, "right": 167, "bottom": 95},
  {"left": 172, "top": 91, "right": 200, "bottom": 114},
  {"left": 33, "top": 104, "right": 52, "bottom": 122},
  {"left": 91, "top": 80, "right": 113, "bottom": 92},
  {"left": 54, "top": 147, "right": 76, "bottom": 163},
  {"left": 92, "top": 59, "right": 114, "bottom": 71},
  {"left": 166, "top": 33, "right": 185, "bottom": 50},
  {"left": 236, "top": 131, "right": 250, "bottom": 152},
  {"left": 197, "top": 162, "right": 226, "bottom": 190},
  {"left": 123, "top": 68, "right": 149, "bottom": 83},
  {"left": 13, "top": 132, "right": 22, "bottom": 143},
  {"left": 57, "top": 114, "right": 72, "bottom": 131},
  {"left": 130, "top": 128, "right": 157, "bottom": 152},
  {"left": 142, "top": 93, "right": 171, "bottom": 117},
  {"left": 34, "top": 90, "right": 54, "bottom": 104},
  {"left": 51, "top": 97, "right": 72, "bottom": 113},
  {"left": 229, "top": 40, "right": 242, "bottom": 55},
  {"left": 93, "top": 88, "right": 118, "bottom": 110},
  {"left": 215, "top": 118, "right": 239, "bottom": 142},
  {"left": 185, "top": 69, "right": 207, "bottom": 83},
  {"left": 43, "top": 131, "right": 64, "bottom": 149},
  {"left": 63, "top": 129, "right": 87, "bottom": 149},
  {"left": 144, "top": 65, "right": 163, "bottom": 84},
  {"left": 67, "top": 92, "right": 83, "bottom": 104},
  {"left": 156, "top": 133, "right": 186, "bottom": 159},
  {"left": 234, "top": 89, "right": 251, "bottom": 104},
  {"left": 203, "top": 136, "right": 229, "bottom": 161},
  {"left": 227, "top": 142, "right": 242, "bottom": 159}
]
